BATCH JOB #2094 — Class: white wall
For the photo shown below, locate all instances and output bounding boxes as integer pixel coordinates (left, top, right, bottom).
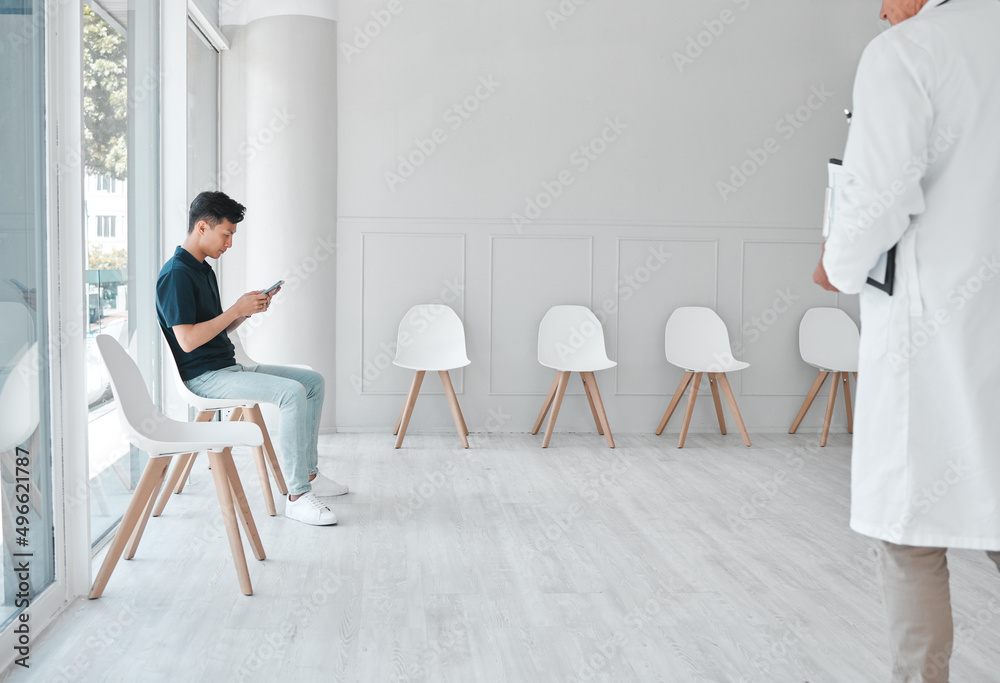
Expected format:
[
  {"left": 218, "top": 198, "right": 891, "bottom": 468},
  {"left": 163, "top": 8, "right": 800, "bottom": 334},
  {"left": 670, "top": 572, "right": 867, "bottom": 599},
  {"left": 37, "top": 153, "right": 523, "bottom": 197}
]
[{"left": 336, "top": 0, "right": 880, "bottom": 434}]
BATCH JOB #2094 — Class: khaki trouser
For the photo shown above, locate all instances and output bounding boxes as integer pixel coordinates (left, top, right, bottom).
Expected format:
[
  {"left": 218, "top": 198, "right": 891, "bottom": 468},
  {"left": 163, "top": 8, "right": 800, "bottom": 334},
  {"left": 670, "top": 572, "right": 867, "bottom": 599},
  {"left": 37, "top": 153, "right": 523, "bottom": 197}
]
[{"left": 876, "top": 541, "right": 1000, "bottom": 682}]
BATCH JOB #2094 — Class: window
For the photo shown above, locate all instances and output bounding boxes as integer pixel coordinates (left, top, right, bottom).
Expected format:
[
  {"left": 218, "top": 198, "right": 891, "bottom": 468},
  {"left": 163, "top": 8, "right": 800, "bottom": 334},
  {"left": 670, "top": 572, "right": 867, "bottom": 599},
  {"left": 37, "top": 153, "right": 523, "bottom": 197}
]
[
  {"left": 96, "top": 215, "right": 116, "bottom": 237},
  {"left": 97, "top": 175, "right": 117, "bottom": 193}
]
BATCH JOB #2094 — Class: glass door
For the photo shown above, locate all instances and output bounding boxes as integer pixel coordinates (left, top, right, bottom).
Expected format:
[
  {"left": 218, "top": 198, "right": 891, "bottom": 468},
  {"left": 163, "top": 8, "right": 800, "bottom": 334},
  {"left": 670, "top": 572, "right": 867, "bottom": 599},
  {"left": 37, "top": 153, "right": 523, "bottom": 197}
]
[
  {"left": 83, "top": 0, "right": 160, "bottom": 548},
  {"left": 0, "top": 0, "right": 56, "bottom": 627}
]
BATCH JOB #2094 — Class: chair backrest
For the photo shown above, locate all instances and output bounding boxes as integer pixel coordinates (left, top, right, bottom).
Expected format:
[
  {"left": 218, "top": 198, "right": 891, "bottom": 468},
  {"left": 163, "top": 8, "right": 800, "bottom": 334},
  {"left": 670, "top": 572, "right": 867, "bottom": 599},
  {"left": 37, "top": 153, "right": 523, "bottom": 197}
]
[
  {"left": 664, "top": 307, "right": 740, "bottom": 372},
  {"left": 0, "top": 302, "right": 32, "bottom": 371},
  {"left": 230, "top": 329, "right": 257, "bottom": 368},
  {"left": 537, "top": 305, "right": 614, "bottom": 371},
  {"left": 96, "top": 334, "right": 166, "bottom": 453},
  {"left": 799, "top": 307, "right": 860, "bottom": 372},
  {"left": 394, "top": 304, "right": 470, "bottom": 371},
  {"left": 0, "top": 342, "right": 40, "bottom": 452}
]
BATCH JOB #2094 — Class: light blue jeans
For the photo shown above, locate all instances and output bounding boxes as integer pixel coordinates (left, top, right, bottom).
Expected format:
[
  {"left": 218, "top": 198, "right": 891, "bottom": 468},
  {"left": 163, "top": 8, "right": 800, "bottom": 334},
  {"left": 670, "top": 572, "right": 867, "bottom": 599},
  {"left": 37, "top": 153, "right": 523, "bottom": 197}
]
[{"left": 185, "top": 364, "right": 324, "bottom": 496}]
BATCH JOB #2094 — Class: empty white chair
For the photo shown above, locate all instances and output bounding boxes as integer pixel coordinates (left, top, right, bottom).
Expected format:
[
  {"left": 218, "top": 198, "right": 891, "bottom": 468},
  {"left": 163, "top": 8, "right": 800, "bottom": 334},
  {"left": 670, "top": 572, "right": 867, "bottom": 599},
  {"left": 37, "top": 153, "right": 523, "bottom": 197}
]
[
  {"left": 91, "top": 335, "right": 265, "bottom": 598},
  {"left": 655, "top": 307, "right": 751, "bottom": 448},
  {"left": 392, "top": 304, "right": 472, "bottom": 448},
  {"left": 532, "top": 305, "right": 616, "bottom": 448},
  {"left": 153, "top": 330, "right": 287, "bottom": 519},
  {"left": 789, "top": 307, "right": 860, "bottom": 446}
]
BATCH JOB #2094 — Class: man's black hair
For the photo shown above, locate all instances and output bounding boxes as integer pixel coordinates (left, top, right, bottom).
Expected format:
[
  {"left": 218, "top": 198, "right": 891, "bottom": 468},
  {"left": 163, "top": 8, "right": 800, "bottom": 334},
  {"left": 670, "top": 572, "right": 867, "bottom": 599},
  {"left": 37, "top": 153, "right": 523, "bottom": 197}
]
[{"left": 188, "top": 191, "right": 246, "bottom": 234}]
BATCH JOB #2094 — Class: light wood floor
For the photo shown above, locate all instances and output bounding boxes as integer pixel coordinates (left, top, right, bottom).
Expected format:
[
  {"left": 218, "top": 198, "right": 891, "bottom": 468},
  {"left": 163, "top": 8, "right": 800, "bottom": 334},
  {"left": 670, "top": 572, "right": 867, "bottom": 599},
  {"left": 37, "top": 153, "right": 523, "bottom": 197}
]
[{"left": 5, "top": 432, "right": 1000, "bottom": 682}]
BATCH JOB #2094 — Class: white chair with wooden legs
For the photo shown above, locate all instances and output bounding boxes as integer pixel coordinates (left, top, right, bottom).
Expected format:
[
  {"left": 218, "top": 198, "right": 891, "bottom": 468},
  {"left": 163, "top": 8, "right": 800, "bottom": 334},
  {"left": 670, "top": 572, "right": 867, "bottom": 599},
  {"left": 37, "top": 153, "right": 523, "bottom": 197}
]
[
  {"left": 788, "top": 307, "right": 859, "bottom": 447},
  {"left": 532, "top": 306, "right": 616, "bottom": 448},
  {"left": 91, "top": 334, "right": 265, "bottom": 598},
  {"left": 655, "top": 307, "right": 751, "bottom": 448},
  {"left": 152, "top": 332, "right": 287, "bottom": 521},
  {"left": 392, "top": 305, "right": 472, "bottom": 449}
]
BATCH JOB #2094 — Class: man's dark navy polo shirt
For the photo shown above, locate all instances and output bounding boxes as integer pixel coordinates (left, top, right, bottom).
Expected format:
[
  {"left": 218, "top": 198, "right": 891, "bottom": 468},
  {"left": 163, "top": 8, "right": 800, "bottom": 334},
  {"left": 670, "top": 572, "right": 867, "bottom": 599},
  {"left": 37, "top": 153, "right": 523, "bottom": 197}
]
[{"left": 156, "top": 246, "right": 235, "bottom": 381}]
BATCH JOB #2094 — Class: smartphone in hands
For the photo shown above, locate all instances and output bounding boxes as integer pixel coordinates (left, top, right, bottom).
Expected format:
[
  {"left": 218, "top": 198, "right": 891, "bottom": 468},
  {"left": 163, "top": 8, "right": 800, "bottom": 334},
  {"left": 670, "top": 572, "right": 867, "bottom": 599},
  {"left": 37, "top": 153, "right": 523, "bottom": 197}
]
[{"left": 262, "top": 280, "right": 284, "bottom": 296}]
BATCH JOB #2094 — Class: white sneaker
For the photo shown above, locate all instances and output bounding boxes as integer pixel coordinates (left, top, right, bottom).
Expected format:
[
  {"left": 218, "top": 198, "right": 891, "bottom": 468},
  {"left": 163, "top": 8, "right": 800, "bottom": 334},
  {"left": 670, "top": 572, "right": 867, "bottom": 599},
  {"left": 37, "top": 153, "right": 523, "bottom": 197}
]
[
  {"left": 309, "top": 473, "right": 349, "bottom": 497},
  {"left": 285, "top": 492, "right": 338, "bottom": 526}
]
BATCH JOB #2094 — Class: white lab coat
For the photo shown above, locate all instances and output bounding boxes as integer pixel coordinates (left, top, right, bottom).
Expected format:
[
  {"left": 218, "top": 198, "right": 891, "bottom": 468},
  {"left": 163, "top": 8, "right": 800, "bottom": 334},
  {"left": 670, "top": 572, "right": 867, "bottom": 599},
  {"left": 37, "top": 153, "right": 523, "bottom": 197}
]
[{"left": 823, "top": 0, "right": 1000, "bottom": 550}]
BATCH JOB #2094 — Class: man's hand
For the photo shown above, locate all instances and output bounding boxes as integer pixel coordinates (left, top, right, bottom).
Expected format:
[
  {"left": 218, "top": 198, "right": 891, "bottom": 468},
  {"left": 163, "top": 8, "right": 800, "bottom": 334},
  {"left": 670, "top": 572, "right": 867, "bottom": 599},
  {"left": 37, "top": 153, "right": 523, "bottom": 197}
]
[
  {"left": 264, "top": 285, "right": 280, "bottom": 308},
  {"left": 234, "top": 291, "right": 270, "bottom": 317},
  {"left": 814, "top": 246, "right": 841, "bottom": 292}
]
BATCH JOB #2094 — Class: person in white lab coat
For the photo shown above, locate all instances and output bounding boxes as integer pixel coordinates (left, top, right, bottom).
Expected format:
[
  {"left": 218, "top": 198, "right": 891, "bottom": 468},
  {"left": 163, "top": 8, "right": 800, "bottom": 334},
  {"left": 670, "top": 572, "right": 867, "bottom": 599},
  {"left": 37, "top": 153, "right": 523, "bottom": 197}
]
[{"left": 813, "top": 0, "right": 1000, "bottom": 680}]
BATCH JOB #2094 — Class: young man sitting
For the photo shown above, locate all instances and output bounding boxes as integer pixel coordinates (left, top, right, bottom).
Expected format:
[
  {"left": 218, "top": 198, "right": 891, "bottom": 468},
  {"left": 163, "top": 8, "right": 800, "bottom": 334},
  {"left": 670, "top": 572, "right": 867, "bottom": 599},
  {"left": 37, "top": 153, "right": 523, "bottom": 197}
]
[{"left": 156, "top": 191, "right": 346, "bottom": 526}]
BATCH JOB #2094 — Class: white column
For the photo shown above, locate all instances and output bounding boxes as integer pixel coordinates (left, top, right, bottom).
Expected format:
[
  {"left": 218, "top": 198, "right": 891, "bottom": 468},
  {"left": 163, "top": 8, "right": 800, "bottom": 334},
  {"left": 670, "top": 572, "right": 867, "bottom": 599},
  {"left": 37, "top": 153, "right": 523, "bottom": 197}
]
[{"left": 221, "top": 5, "right": 338, "bottom": 430}]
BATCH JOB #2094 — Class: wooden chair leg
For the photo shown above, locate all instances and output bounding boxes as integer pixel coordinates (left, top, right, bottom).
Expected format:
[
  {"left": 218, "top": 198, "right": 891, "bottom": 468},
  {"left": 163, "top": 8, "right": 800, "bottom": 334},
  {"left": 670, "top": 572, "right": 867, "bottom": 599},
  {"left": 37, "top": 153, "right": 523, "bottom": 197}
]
[
  {"left": 395, "top": 371, "right": 425, "bottom": 449},
  {"left": 789, "top": 371, "right": 829, "bottom": 434},
  {"left": 580, "top": 373, "right": 604, "bottom": 435},
  {"left": 89, "top": 457, "right": 171, "bottom": 599},
  {"left": 656, "top": 372, "right": 694, "bottom": 435},
  {"left": 223, "top": 449, "right": 265, "bottom": 561},
  {"left": 173, "top": 452, "right": 199, "bottom": 493},
  {"left": 542, "top": 371, "right": 570, "bottom": 448},
  {"left": 708, "top": 374, "right": 727, "bottom": 435},
  {"left": 393, "top": 400, "right": 406, "bottom": 436},
  {"left": 208, "top": 449, "right": 253, "bottom": 596},
  {"left": 821, "top": 372, "right": 840, "bottom": 447},
  {"left": 252, "top": 445, "right": 276, "bottom": 516},
  {"left": 439, "top": 370, "right": 470, "bottom": 449},
  {"left": 842, "top": 373, "right": 854, "bottom": 434},
  {"left": 678, "top": 373, "right": 702, "bottom": 448},
  {"left": 717, "top": 373, "right": 751, "bottom": 447},
  {"left": 154, "top": 451, "right": 195, "bottom": 516},
  {"left": 532, "top": 374, "right": 561, "bottom": 435},
  {"left": 124, "top": 458, "right": 171, "bottom": 560},
  {"left": 583, "top": 371, "right": 614, "bottom": 449},
  {"left": 171, "top": 410, "right": 216, "bottom": 494},
  {"left": 247, "top": 405, "right": 287, "bottom": 495},
  {"left": 236, "top": 408, "right": 277, "bottom": 515}
]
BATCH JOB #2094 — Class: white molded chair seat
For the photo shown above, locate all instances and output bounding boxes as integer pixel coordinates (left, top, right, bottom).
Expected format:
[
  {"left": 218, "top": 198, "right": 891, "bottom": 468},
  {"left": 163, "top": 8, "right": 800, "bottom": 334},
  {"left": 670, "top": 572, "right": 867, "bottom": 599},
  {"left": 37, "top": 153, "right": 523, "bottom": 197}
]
[
  {"left": 665, "top": 306, "right": 749, "bottom": 373},
  {"left": 393, "top": 304, "right": 471, "bottom": 372},
  {"left": 154, "top": 329, "right": 288, "bottom": 519},
  {"left": 532, "top": 306, "right": 616, "bottom": 448},
  {"left": 789, "top": 307, "right": 860, "bottom": 446},
  {"left": 799, "top": 307, "right": 860, "bottom": 373},
  {"left": 537, "top": 305, "right": 617, "bottom": 373},
  {"left": 656, "top": 307, "right": 751, "bottom": 448},
  {"left": 91, "top": 334, "right": 265, "bottom": 599},
  {"left": 0, "top": 342, "right": 40, "bottom": 453},
  {"left": 392, "top": 305, "right": 472, "bottom": 448}
]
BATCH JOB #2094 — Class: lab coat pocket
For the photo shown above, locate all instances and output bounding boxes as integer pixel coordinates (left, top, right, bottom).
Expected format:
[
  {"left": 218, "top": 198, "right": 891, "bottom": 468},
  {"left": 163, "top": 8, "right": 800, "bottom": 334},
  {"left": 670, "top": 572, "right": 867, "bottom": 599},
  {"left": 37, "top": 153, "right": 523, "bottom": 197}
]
[{"left": 858, "top": 286, "right": 892, "bottom": 360}]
